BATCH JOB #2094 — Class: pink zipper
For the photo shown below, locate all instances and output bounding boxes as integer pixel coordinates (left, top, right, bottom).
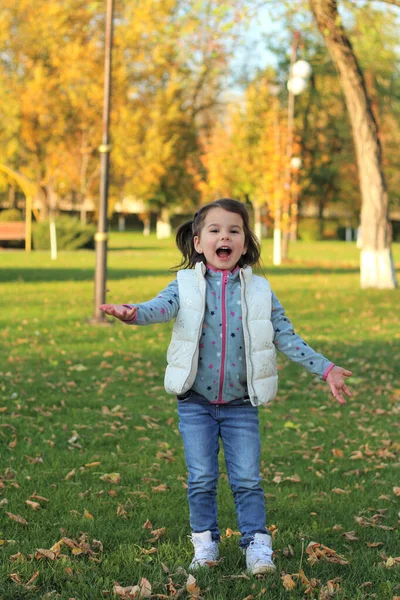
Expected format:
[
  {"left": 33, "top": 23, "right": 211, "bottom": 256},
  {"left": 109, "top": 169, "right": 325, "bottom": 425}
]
[{"left": 217, "top": 271, "right": 229, "bottom": 403}]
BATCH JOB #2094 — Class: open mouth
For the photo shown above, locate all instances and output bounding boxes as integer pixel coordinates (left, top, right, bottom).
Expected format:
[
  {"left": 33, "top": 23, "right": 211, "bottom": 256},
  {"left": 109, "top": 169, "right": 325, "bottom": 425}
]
[{"left": 216, "top": 247, "right": 232, "bottom": 259}]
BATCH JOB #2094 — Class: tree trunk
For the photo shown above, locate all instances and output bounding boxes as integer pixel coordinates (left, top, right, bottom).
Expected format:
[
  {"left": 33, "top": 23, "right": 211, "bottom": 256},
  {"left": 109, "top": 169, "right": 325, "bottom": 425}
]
[
  {"left": 309, "top": 0, "right": 397, "bottom": 288},
  {"left": 156, "top": 207, "right": 171, "bottom": 239},
  {"left": 254, "top": 203, "right": 262, "bottom": 241}
]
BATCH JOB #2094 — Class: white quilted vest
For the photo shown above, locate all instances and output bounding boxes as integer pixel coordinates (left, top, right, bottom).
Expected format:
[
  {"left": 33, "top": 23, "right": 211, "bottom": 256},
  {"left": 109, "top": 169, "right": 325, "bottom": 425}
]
[{"left": 164, "top": 262, "right": 278, "bottom": 406}]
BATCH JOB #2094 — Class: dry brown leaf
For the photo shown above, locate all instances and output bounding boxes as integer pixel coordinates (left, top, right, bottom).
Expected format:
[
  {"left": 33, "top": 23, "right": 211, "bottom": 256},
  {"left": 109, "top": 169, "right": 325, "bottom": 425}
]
[
  {"left": 100, "top": 472, "right": 120, "bottom": 484},
  {"left": 85, "top": 461, "right": 101, "bottom": 468},
  {"left": 25, "top": 500, "right": 41, "bottom": 511},
  {"left": 331, "top": 488, "right": 350, "bottom": 495},
  {"left": 350, "top": 451, "right": 364, "bottom": 460},
  {"left": 186, "top": 574, "right": 201, "bottom": 599},
  {"left": 331, "top": 448, "right": 344, "bottom": 458},
  {"left": 148, "top": 527, "right": 166, "bottom": 542},
  {"left": 225, "top": 527, "right": 241, "bottom": 538},
  {"left": 393, "top": 487, "right": 400, "bottom": 497},
  {"left": 9, "top": 573, "right": 23, "bottom": 584},
  {"left": 281, "top": 573, "right": 296, "bottom": 590},
  {"left": 152, "top": 484, "right": 167, "bottom": 492},
  {"left": 65, "top": 468, "right": 76, "bottom": 480},
  {"left": 306, "top": 541, "right": 349, "bottom": 565},
  {"left": 366, "top": 542, "right": 383, "bottom": 548},
  {"left": 26, "top": 570, "right": 39, "bottom": 588},
  {"left": 30, "top": 492, "right": 49, "bottom": 503},
  {"left": 342, "top": 531, "right": 358, "bottom": 541},
  {"left": 113, "top": 583, "right": 140, "bottom": 597},
  {"left": 35, "top": 549, "right": 56, "bottom": 560},
  {"left": 9, "top": 552, "right": 25, "bottom": 562},
  {"left": 141, "top": 547, "right": 157, "bottom": 555},
  {"left": 6, "top": 512, "right": 28, "bottom": 525},
  {"left": 142, "top": 519, "right": 153, "bottom": 529},
  {"left": 284, "top": 474, "right": 301, "bottom": 483}
]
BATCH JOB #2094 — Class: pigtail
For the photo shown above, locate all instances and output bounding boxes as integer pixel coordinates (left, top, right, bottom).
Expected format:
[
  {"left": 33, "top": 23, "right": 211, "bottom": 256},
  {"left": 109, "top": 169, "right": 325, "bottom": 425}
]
[{"left": 173, "top": 219, "right": 203, "bottom": 270}]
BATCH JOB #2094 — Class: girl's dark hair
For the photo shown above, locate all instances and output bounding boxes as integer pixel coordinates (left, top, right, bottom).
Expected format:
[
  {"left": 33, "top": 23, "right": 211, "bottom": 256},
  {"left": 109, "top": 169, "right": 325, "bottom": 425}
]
[{"left": 174, "top": 198, "right": 261, "bottom": 270}]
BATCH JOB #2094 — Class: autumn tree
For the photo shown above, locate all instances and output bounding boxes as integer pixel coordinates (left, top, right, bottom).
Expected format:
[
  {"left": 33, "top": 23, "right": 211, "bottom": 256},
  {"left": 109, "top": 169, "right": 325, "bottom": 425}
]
[
  {"left": 198, "top": 76, "right": 285, "bottom": 237},
  {"left": 308, "top": 0, "right": 398, "bottom": 288}
]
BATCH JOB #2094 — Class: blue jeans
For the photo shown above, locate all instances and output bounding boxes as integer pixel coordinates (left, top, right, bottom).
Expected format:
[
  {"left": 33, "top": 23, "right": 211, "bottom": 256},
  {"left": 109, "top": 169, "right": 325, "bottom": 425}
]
[{"left": 177, "top": 399, "right": 268, "bottom": 548}]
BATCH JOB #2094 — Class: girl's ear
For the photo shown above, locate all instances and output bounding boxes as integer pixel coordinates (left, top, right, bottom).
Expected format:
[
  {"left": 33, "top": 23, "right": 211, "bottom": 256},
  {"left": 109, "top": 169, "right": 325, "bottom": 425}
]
[
  {"left": 194, "top": 236, "right": 202, "bottom": 254},
  {"left": 242, "top": 244, "right": 248, "bottom": 255}
]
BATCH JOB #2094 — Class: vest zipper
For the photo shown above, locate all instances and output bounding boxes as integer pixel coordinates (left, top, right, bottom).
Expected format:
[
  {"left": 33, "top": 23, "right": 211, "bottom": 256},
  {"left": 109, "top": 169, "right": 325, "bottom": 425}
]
[
  {"left": 217, "top": 271, "right": 229, "bottom": 403},
  {"left": 241, "top": 272, "right": 257, "bottom": 403}
]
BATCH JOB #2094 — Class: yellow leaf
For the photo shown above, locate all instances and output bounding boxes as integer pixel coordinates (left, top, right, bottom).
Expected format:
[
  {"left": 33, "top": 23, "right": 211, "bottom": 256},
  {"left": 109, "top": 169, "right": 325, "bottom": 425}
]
[
  {"left": 281, "top": 574, "right": 296, "bottom": 590},
  {"left": 83, "top": 508, "right": 94, "bottom": 520}
]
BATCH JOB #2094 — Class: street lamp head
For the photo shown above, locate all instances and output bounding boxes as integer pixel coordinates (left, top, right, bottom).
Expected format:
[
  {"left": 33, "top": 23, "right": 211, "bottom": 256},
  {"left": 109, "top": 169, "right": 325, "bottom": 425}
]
[
  {"left": 287, "top": 76, "right": 308, "bottom": 95},
  {"left": 292, "top": 60, "right": 312, "bottom": 80},
  {"left": 290, "top": 157, "right": 302, "bottom": 171}
]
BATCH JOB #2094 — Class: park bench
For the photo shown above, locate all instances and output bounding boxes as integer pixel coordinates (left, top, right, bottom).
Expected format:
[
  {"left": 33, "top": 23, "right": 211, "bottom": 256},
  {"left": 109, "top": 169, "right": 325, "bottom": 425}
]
[{"left": 0, "top": 222, "right": 26, "bottom": 242}]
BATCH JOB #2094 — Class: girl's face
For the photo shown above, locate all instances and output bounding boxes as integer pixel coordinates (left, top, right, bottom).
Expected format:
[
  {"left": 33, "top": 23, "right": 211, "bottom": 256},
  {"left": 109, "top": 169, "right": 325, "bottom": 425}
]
[{"left": 194, "top": 207, "right": 247, "bottom": 271}]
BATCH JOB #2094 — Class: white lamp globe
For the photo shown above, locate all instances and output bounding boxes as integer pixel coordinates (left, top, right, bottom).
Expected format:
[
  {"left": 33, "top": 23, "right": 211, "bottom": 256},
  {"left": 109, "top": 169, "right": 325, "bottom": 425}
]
[
  {"left": 292, "top": 59, "right": 312, "bottom": 79},
  {"left": 287, "top": 76, "right": 308, "bottom": 95},
  {"left": 290, "top": 157, "right": 302, "bottom": 170}
]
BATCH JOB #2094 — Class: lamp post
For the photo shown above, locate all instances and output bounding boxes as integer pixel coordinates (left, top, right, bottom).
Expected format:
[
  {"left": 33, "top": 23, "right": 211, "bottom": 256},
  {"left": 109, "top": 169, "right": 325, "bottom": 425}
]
[
  {"left": 281, "top": 35, "right": 311, "bottom": 261},
  {"left": 268, "top": 82, "right": 283, "bottom": 266},
  {"left": 93, "top": 0, "right": 114, "bottom": 323},
  {"left": 289, "top": 156, "right": 302, "bottom": 242}
]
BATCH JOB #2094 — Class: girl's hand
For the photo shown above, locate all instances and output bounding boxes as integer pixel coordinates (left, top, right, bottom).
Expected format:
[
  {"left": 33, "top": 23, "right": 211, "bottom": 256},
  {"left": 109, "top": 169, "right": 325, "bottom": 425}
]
[
  {"left": 100, "top": 304, "right": 137, "bottom": 323},
  {"left": 326, "top": 366, "right": 352, "bottom": 405}
]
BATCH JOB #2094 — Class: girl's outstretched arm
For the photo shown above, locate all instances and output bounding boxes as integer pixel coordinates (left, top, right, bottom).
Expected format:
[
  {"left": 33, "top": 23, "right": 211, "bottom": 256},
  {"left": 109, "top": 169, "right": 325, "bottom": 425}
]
[
  {"left": 100, "top": 304, "right": 137, "bottom": 323},
  {"left": 326, "top": 366, "right": 352, "bottom": 405}
]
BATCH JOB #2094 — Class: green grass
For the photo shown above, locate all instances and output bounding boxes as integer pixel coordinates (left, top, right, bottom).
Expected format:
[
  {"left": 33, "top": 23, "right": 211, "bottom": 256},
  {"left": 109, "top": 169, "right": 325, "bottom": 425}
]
[{"left": 0, "top": 235, "right": 399, "bottom": 600}]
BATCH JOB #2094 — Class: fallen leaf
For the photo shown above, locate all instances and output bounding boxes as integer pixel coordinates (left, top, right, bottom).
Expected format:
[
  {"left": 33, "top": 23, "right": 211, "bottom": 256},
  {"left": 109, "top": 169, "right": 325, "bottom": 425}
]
[
  {"left": 6, "top": 512, "right": 28, "bottom": 525},
  {"left": 152, "top": 484, "right": 167, "bottom": 492},
  {"left": 83, "top": 508, "right": 94, "bottom": 520},
  {"left": 35, "top": 549, "right": 56, "bottom": 560},
  {"left": 26, "top": 500, "right": 41, "bottom": 511},
  {"left": 100, "top": 473, "right": 121, "bottom": 484},
  {"left": 281, "top": 573, "right": 296, "bottom": 590},
  {"left": 65, "top": 468, "right": 76, "bottom": 480},
  {"left": 343, "top": 531, "right": 358, "bottom": 541},
  {"left": 186, "top": 574, "right": 201, "bottom": 599},
  {"left": 225, "top": 528, "right": 241, "bottom": 537},
  {"left": 393, "top": 487, "right": 400, "bottom": 497}
]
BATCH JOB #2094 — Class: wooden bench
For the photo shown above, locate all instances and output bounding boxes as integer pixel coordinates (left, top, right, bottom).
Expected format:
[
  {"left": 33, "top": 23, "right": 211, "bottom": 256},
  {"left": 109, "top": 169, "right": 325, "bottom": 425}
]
[{"left": 0, "top": 222, "right": 26, "bottom": 241}]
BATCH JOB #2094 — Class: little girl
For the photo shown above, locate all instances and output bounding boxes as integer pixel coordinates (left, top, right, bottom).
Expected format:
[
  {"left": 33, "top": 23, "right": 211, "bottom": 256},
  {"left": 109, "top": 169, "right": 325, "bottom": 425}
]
[{"left": 100, "top": 198, "right": 351, "bottom": 575}]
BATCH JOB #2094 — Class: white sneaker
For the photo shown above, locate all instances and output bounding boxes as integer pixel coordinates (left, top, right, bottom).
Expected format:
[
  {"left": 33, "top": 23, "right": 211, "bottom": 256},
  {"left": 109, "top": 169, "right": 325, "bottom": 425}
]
[
  {"left": 189, "top": 530, "right": 219, "bottom": 569},
  {"left": 246, "top": 533, "right": 276, "bottom": 575}
]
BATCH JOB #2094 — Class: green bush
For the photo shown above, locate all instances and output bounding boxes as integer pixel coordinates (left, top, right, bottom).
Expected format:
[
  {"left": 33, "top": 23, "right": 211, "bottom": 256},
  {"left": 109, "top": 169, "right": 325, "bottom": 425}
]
[
  {"left": 32, "top": 216, "right": 96, "bottom": 250},
  {"left": 0, "top": 208, "right": 24, "bottom": 221},
  {"left": 298, "top": 218, "right": 322, "bottom": 241}
]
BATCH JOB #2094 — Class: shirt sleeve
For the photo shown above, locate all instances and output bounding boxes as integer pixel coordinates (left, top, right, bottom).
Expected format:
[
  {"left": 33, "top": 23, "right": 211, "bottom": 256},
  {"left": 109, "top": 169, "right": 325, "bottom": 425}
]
[
  {"left": 271, "top": 291, "right": 333, "bottom": 378},
  {"left": 123, "top": 279, "right": 180, "bottom": 325}
]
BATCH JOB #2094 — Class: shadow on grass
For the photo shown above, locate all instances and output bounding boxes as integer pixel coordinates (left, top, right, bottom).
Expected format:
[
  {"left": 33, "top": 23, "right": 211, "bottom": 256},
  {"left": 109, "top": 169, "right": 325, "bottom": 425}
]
[
  {"left": 0, "top": 268, "right": 170, "bottom": 282},
  {"left": 0, "top": 265, "right": 363, "bottom": 283}
]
